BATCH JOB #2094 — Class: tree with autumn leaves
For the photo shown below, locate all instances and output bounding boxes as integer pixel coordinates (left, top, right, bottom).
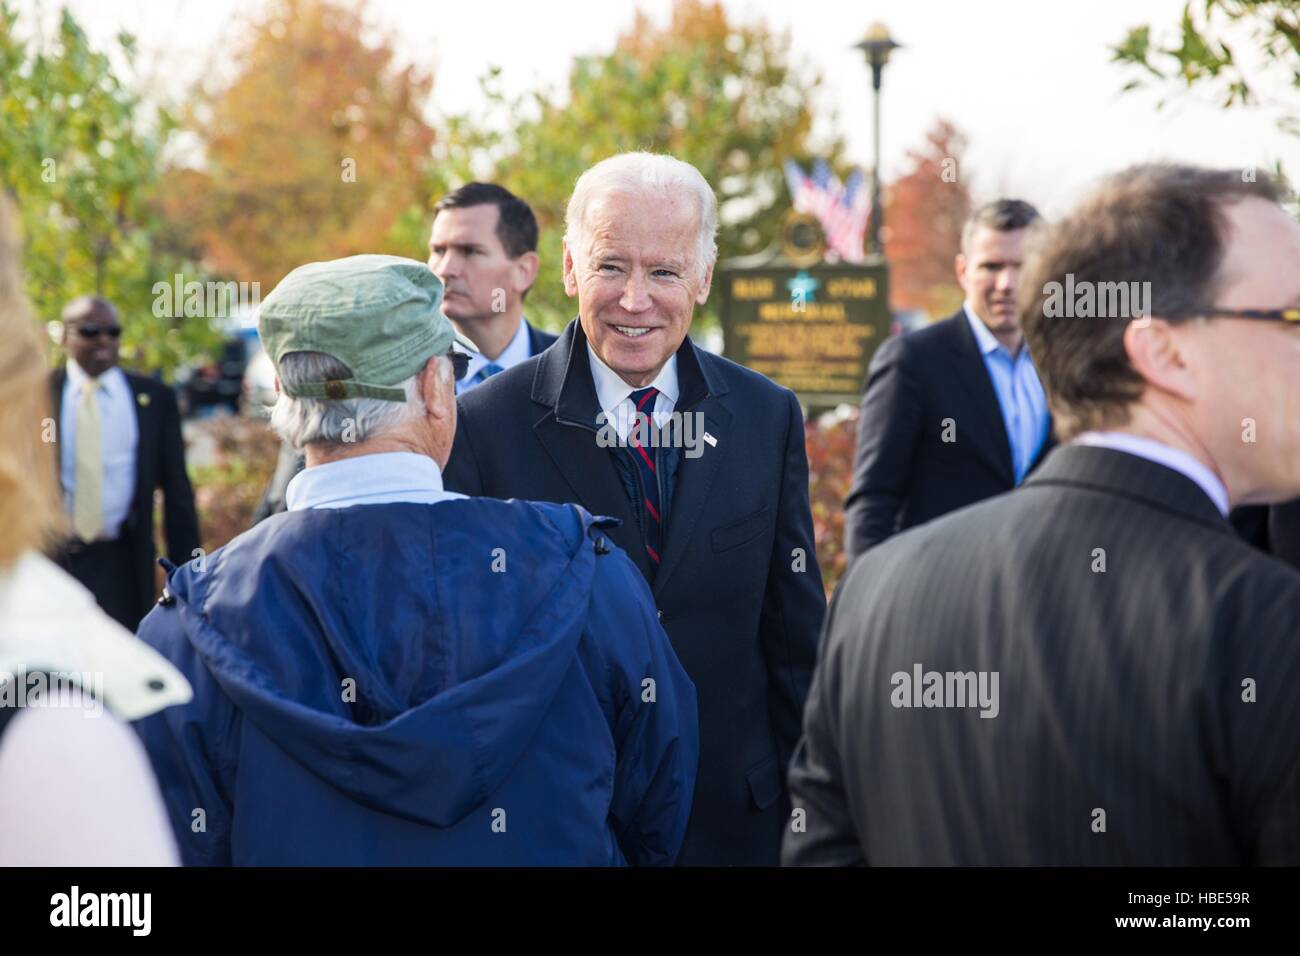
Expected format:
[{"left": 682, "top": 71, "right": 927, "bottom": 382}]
[
  {"left": 429, "top": 0, "right": 847, "bottom": 327},
  {"left": 5, "top": 0, "right": 972, "bottom": 372},
  {"left": 882, "top": 118, "right": 973, "bottom": 319},
  {"left": 165, "top": 0, "right": 436, "bottom": 291}
]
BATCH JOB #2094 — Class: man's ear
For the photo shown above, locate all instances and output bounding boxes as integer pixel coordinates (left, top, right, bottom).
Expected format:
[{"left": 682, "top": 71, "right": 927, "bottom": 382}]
[
  {"left": 954, "top": 253, "right": 968, "bottom": 290},
  {"left": 421, "top": 358, "right": 453, "bottom": 420},
  {"left": 273, "top": 376, "right": 281, "bottom": 397},
  {"left": 562, "top": 241, "right": 579, "bottom": 297},
  {"left": 695, "top": 260, "right": 715, "bottom": 305},
  {"left": 1123, "top": 318, "right": 1197, "bottom": 402},
  {"left": 514, "top": 251, "right": 539, "bottom": 298}
]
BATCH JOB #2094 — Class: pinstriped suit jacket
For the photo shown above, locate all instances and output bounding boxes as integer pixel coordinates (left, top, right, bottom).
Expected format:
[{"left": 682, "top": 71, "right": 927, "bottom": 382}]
[{"left": 785, "top": 444, "right": 1300, "bottom": 865}]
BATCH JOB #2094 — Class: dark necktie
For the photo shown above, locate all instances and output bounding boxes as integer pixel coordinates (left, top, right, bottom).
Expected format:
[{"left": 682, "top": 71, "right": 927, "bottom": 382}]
[
  {"left": 626, "top": 386, "right": 662, "bottom": 567},
  {"left": 468, "top": 362, "right": 504, "bottom": 388}
]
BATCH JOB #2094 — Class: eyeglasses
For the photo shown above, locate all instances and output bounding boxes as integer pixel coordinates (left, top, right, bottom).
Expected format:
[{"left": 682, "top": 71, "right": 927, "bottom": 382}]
[
  {"left": 77, "top": 323, "right": 123, "bottom": 339},
  {"left": 447, "top": 349, "right": 470, "bottom": 382},
  {"left": 1161, "top": 307, "right": 1300, "bottom": 324}
]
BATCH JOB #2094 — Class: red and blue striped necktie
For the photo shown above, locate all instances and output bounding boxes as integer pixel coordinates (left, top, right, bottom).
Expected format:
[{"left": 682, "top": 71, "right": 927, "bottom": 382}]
[{"left": 627, "top": 386, "right": 663, "bottom": 567}]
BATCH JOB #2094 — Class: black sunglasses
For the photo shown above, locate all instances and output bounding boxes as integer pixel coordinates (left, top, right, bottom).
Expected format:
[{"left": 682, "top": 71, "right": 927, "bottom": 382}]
[
  {"left": 447, "top": 349, "right": 470, "bottom": 382},
  {"left": 77, "top": 323, "right": 123, "bottom": 339},
  {"left": 1160, "top": 307, "right": 1300, "bottom": 324}
]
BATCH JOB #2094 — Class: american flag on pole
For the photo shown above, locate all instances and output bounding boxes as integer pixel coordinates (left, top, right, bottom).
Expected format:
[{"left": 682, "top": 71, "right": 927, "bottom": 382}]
[
  {"left": 783, "top": 159, "right": 871, "bottom": 263},
  {"left": 831, "top": 168, "right": 871, "bottom": 264},
  {"left": 783, "top": 159, "right": 815, "bottom": 216}
]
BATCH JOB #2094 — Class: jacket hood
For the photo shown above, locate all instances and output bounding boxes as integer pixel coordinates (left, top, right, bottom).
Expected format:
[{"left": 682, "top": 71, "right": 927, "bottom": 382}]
[{"left": 163, "top": 498, "right": 610, "bottom": 828}]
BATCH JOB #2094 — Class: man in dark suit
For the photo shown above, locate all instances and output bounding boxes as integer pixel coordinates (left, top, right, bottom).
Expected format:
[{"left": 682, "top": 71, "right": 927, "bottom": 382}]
[
  {"left": 785, "top": 164, "right": 1300, "bottom": 865},
  {"left": 845, "top": 200, "right": 1053, "bottom": 559},
  {"left": 444, "top": 152, "right": 826, "bottom": 865},
  {"left": 427, "top": 181, "right": 556, "bottom": 381},
  {"left": 51, "top": 296, "right": 200, "bottom": 631},
  {"left": 252, "top": 183, "right": 556, "bottom": 523}
]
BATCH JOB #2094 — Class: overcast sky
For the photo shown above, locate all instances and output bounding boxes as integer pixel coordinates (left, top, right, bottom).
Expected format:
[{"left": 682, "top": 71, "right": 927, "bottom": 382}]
[{"left": 18, "top": 0, "right": 1300, "bottom": 214}]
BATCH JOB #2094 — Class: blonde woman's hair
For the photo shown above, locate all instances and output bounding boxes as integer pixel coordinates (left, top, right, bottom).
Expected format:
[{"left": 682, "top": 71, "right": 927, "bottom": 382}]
[{"left": 0, "top": 196, "right": 62, "bottom": 570}]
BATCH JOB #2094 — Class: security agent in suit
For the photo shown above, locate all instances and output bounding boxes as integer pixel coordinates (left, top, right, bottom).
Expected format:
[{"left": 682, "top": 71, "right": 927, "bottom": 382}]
[
  {"left": 50, "top": 296, "right": 200, "bottom": 631},
  {"left": 785, "top": 164, "right": 1300, "bottom": 866},
  {"left": 428, "top": 182, "right": 557, "bottom": 388},
  {"left": 844, "top": 200, "right": 1054, "bottom": 560},
  {"left": 443, "top": 153, "right": 826, "bottom": 866},
  {"left": 252, "top": 183, "right": 557, "bottom": 522}
]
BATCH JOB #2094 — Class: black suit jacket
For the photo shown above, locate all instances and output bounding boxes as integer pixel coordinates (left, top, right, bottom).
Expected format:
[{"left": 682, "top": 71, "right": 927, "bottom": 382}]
[
  {"left": 525, "top": 319, "right": 557, "bottom": 355},
  {"left": 49, "top": 367, "right": 201, "bottom": 623},
  {"left": 844, "top": 309, "right": 1054, "bottom": 559},
  {"left": 444, "top": 319, "right": 827, "bottom": 865},
  {"left": 1230, "top": 501, "right": 1300, "bottom": 571},
  {"left": 786, "top": 444, "right": 1300, "bottom": 865}
]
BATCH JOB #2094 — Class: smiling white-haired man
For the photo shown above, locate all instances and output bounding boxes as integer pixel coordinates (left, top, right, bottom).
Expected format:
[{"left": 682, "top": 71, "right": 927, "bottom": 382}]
[{"left": 445, "top": 152, "right": 827, "bottom": 865}]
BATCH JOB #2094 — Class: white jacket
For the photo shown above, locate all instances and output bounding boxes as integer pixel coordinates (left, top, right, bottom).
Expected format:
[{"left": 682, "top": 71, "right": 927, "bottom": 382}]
[
  {"left": 0, "top": 551, "right": 191, "bottom": 719},
  {"left": 0, "top": 551, "right": 192, "bottom": 866}
]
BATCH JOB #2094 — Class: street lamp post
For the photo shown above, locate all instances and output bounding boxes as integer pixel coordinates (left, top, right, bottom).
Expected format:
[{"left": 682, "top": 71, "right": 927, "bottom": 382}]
[{"left": 853, "top": 22, "right": 901, "bottom": 258}]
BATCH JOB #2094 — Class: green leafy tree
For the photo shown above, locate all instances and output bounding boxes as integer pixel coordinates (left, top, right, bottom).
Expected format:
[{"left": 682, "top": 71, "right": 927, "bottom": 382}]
[
  {"left": 430, "top": 0, "right": 847, "bottom": 330},
  {"left": 0, "top": 1, "right": 216, "bottom": 373},
  {"left": 1113, "top": 0, "right": 1299, "bottom": 183}
]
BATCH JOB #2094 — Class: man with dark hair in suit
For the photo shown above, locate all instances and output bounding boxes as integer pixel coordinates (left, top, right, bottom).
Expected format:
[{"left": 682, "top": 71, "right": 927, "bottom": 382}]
[
  {"left": 844, "top": 199, "right": 1053, "bottom": 560},
  {"left": 428, "top": 181, "right": 556, "bottom": 383},
  {"left": 444, "top": 151, "right": 826, "bottom": 866},
  {"left": 252, "top": 182, "right": 557, "bottom": 522},
  {"left": 51, "top": 296, "right": 200, "bottom": 631},
  {"left": 786, "top": 164, "right": 1300, "bottom": 866}
]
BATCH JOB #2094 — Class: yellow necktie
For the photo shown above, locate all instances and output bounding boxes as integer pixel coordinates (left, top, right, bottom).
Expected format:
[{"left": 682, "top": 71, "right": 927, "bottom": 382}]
[{"left": 73, "top": 376, "right": 103, "bottom": 542}]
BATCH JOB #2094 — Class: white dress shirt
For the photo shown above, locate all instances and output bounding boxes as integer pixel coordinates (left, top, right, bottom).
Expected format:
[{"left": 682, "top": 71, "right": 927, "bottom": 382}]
[
  {"left": 1073, "top": 431, "right": 1230, "bottom": 517},
  {"left": 59, "top": 361, "right": 139, "bottom": 539},
  {"left": 457, "top": 318, "right": 533, "bottom": 394},
  {"left": 285, "top": 451, "right": 465, "bottom": 511},
  {"left": 586, "top": 343, "right": 680, "bottom": 442}
]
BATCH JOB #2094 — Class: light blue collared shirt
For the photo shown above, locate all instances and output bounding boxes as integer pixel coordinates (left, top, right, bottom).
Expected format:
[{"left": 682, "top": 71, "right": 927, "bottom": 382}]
[
  {"left": 59, "top": 361, "right": 139, "bottom": 539},
  {"left": 285, "top": 451, "right": 465, "bottom": 511},
  {"left": 1072, "top": 432, "right": 1230, "bottom": 517},
  {"left": 457, "top": 318, "right": 532, "bottom": 395},
  {"left": 965, "top": 304, "right": 1050, "bottom": 484}
]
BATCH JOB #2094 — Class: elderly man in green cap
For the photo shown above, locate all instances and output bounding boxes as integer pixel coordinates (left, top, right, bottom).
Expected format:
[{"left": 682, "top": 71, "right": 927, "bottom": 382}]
[{"left": 132, "top": 255, "right": 698, "bottom": 866}]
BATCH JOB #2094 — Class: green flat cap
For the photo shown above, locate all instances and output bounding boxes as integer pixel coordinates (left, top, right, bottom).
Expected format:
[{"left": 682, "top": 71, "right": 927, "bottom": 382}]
[{"left": 258, "top": 254, "right": 477, "bottom": 402}]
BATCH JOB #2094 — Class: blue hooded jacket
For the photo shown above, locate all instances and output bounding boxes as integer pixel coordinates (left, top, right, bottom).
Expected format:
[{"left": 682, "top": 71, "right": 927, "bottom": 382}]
[{"left": 133, "top": 497, "right": 698, "bottom": 865}]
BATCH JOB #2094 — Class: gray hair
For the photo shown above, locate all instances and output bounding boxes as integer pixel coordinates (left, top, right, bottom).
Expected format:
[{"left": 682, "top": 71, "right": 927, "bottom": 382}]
[
  {"left": 269, "top": 351, "right": 448, "bottom": 450},
  {"left": 564, "top": 152, "right": 718, "bottom": 280}
]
